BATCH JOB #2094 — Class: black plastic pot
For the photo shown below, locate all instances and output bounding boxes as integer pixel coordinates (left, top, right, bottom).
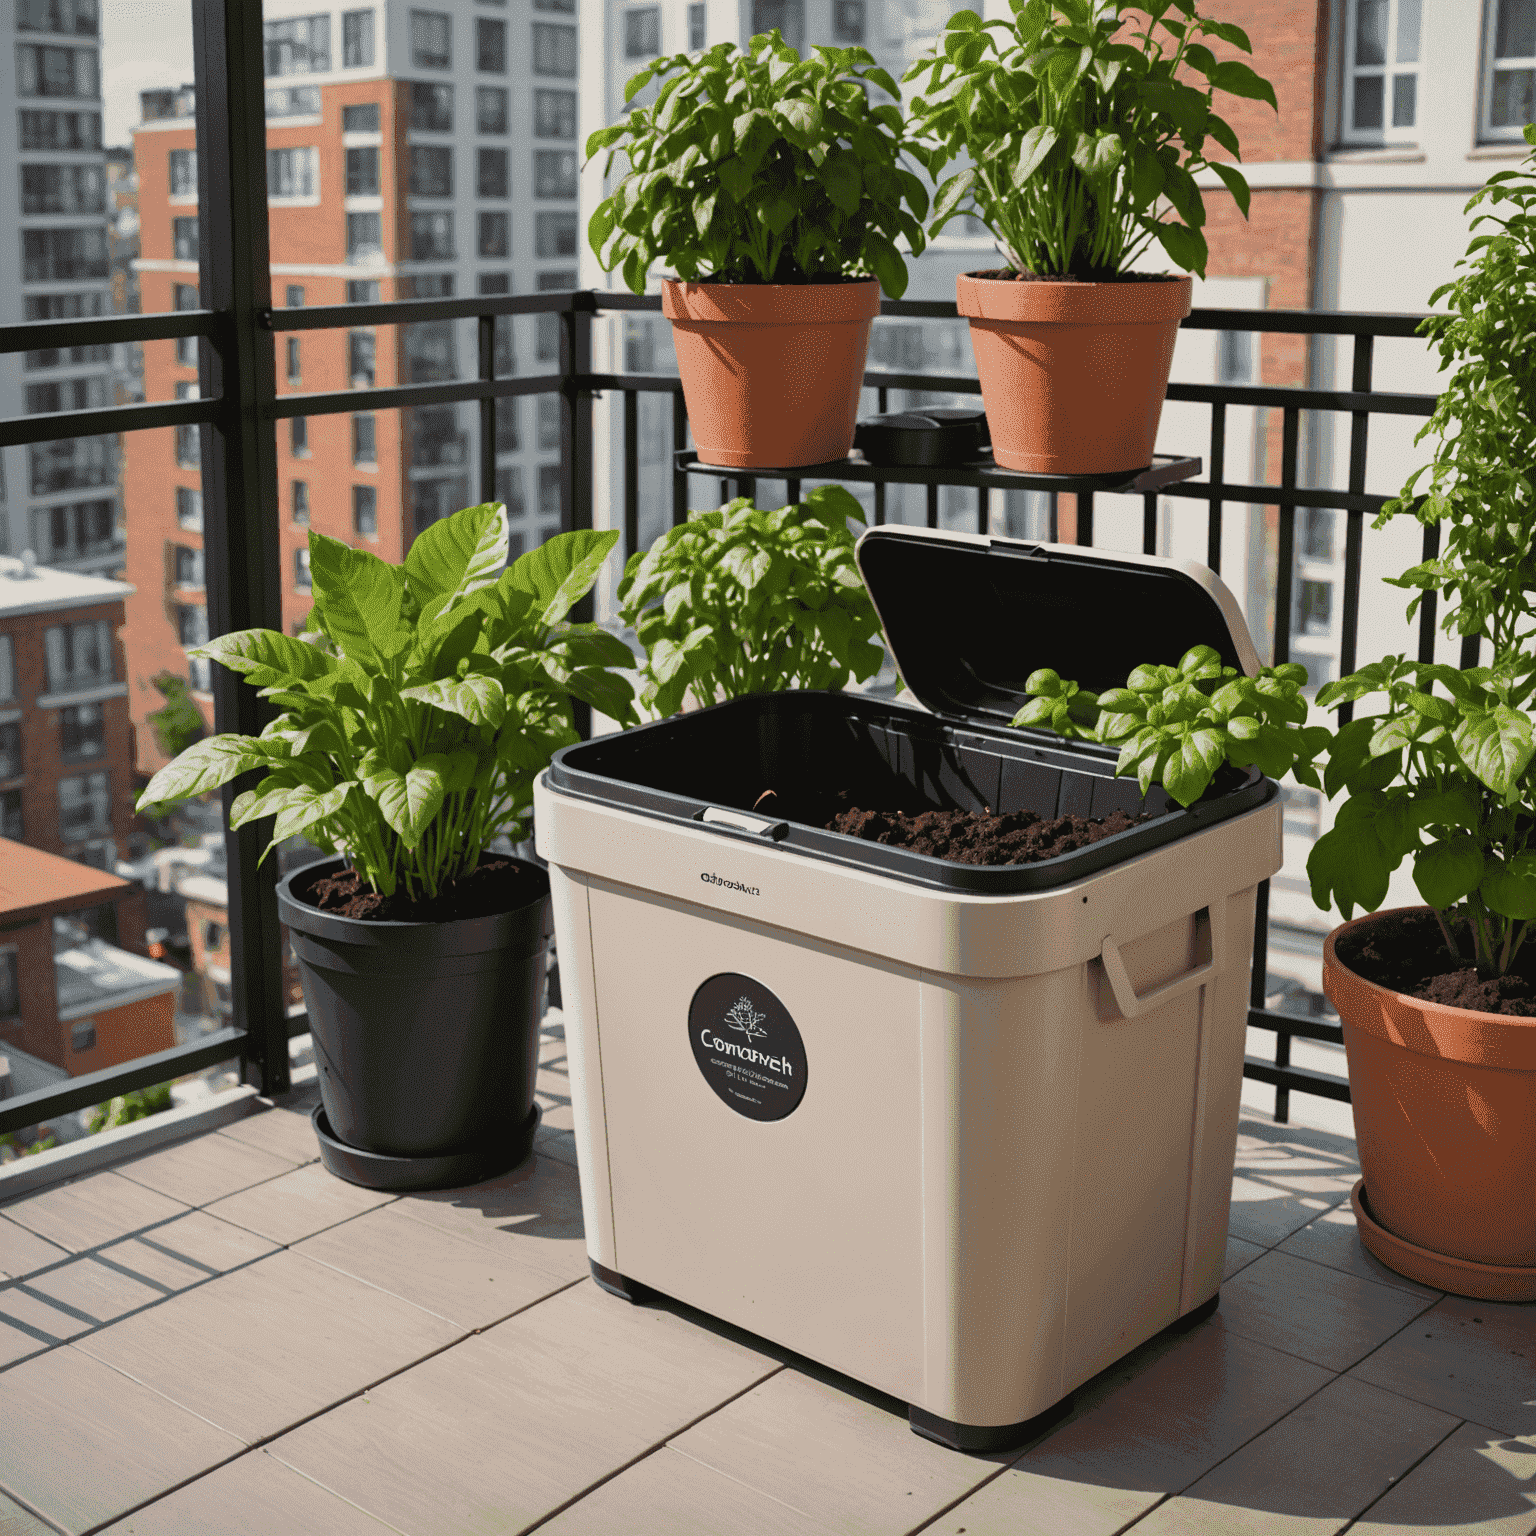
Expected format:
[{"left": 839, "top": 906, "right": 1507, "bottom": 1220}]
[{"left": 277, "top": 856, "right": 552, "bottom": 1191}]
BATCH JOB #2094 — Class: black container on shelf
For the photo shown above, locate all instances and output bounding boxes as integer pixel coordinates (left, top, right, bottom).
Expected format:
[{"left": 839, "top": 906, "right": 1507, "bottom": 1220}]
[{"left": 854, "top": 408, "right": 988, "bottom": 467}]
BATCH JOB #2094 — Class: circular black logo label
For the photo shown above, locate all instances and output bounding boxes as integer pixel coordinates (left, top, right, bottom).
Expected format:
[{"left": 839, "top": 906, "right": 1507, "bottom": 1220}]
[{"left": 688, "top": 973, "right": 807, "bottom": 1122}]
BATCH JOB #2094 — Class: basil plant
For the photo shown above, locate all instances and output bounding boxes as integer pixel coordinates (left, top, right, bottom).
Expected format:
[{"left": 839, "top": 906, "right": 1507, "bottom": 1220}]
[
  {"left": 137, "top": 504, "right": 637, "bottom": 904},
  {"left": 905, "top": 0, "right": 1277, "bottom": 279}
]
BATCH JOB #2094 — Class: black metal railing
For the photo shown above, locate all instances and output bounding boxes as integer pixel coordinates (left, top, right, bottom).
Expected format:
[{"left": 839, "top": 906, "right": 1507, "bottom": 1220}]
[{"left": 0, "top": 8, "right": 1445, "bottom": 1142}]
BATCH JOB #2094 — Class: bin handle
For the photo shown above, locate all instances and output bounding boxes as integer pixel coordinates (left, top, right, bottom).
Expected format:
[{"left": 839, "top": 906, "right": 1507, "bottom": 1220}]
[{"left": 1100, "top": 904, "right": 1222, "bottom": 1019}]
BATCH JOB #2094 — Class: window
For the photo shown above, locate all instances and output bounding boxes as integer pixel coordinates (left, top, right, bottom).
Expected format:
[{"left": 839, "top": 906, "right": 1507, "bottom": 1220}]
[
  {"left": 17, "top": 0, "right": 99, "bottom": 35},
  {"left": 292, "top": 481, "right": 310, "bottom": 524},
  {"left": 265, "top": 84, "right": 321, "bottom": 117},
  {"left": 535, "top": 210, "right": 577, "bottom": 258},
  {"left": 477, "top": 86, "right": 509, "bottom": 133},
  {"left": 625, "top": 315, "right": 656, "bottom": 371},
  {"left": 16, "top": 43, "right": 98, "bottom": 97},
  {"left": 832, "top": 0, "right": 864, "bottom": 42},
  {"left": 59, "top": 702, "right": 105, "bottom": 763},
  {"left": 1217, "top": 329, "right": 1253, "bottom": 384},
  {"left": 294, "top": 547, "right": 312, "bottom": 592},
  {"left": 533, "top": 22, "right": 577, "bottom": 75},
  {"left": 28, "top": 498, "right": 115, "bottom": 560},
  {"left": 188, "top": 653, "right": 212, "bottom": 693},
  {"left": 410, "top": 406, "right": 465, "bottom": 466},
  {"left": 409, "top": 81, "right": 453, "bottom": 130},
  {"left": 750, "top": 0, "right": 803, "bottom": 50},
  {"left": 1344, "top": 0, "right": 1419, "bottom": 138},
  {"left": 478, "top": 210, "right": 510, "bottom": 257},
  {"left": 479, "top": 272, "right": 510, "bottom": 294},
  {"left": 168, "top": 147, "right": 196, "bottom": 199},
  {"left": 534, "top": 89, "right": 576, "bottom": 138},
  {"left": 286, "top": 284, "right": 305, "bottom": 307},
  {"left": 173, "top": 217, "right": 199, "bottom": 261},
  {"left": 343, "top": 8, "right": 374, "bottom": 67},
  {"left": 58, "top": 772, "right": 110, "bottom": 842},
  {"left": 535, "top": 149, "right": 578, "bottom": 199},
  {"left": 496, "top": 397, "right": 520, "bottom": 451},
  {"left": 347, "top": 279, "right": 380, "bottom": 303},
  {"left": 1298, "top": 579, "right": 1333, "bottom": 636},
  {"left": 30, "top": 436, "right": 113, "bottom": 494},
  {"left": 412, "top": 476, "right": 470, "bottom": 533},
  {"left": 478, "top": 148, "right": 510, "bottom": 199},
  {"left": 25, "top": 291, "right": 104, "bottom": 321},
  {"left": 176, "top": 486, "right": 203, "bottom": 530},
  {"left": 625, "top": 6, "right": 660, "bottom": 56},
  {"left": 26, "top": 377, "right": 109, "bottom": 413},
  {"left": 353, "top": 485, "right": 378, "bottom": 535},
  {"left": 536, "top": 312, "right": 559, "bottom": 361},
  {"left": 477, "top": 16, "right": 507, "bottom": 69},
  {"left": 0, "top": 792, "right": 19, "bottom": 843},
  {"left": 342, "top": 101, "right": 380, "bottom": 132},
  {"left": 291, "top": 416, "right": 309, "bottom": 457},
  {"left": 175, "top": 382, "right": 200, "bottom": 467},
  {"left": 353, "top": 413, "right": 377, "bottom": 464},
  {"left": 286, "top": 337, "right": 302, "bottom": 384},
  {"left": 409, "top": 145, "right": 453, "bottom": 197},
  {"left": 173, "top": 545, "right": 204, "bottom": 588},
  {"left": 264, "top": 13, "right": 330, "bottom": 75},
  {"left": 404, "top": 321, "right": 457, "bottom": 381},
  {"left": 411, "top": 9, "right": 451, "bottom": 67},
  {"left": 538, "top": 464, "right": 563, "bottom": 517},
  {"left": 1486, "top": 0, "right": 1536, "bottom": 136},
  {"left": 1281, "top": 784, "right": 1322, "bottom": 839},
  {"left": 349, "top": 331, "right": 376, "bottom": 385},
  {"left": 44, "top": 619, "right": 113, "bottom": 694},
  {"left": 268, "top": 146, "right": 318, "bottom": 199},
  {"left": 175, "top": 282, "right": 199, "bottom": 366},
  {"left": 0, "top": 950, "right": 16, "bottom": 1021},
  {"left": 20, "top": 162, "right": 104, "bottom": 214},
  {"left": 538, "top": 395, "right": 561, "bottom": 451},
  {"left": 346, "top": 146, "right": 380, "bottom": 196},
  {"left": 534, "top": 0, "right": 575, "bottom": 11},
  {"left": 405, "top": 272, "right": 455, "bottom": 297},
  {"left": 496, "top": 464, "right": 525, "bottom": 515},
  {"left": 0, "top": 635, "right": 11, "bottom": 704},
  {"left": 70, "top": 1020, "right": 97, "bottom": 1053},
  {"left": 347, "top": 211, "right": 383, "bottom": 259},
  {"left": 410, "top": 211, "right": 455, "bottom": 259},
  {"left": 0, "top": 723, "right": 20, "bottom": 780},
  {"left": 175, "top": 603, "right": 208, "bottom": 650},
  {"left": 1300, "top": 508, "right": 1335, "bottom": 560},
  {"left": 22, "top": 226, "right": 108, "bottom": 280},
  {"left": 688, "top": 2, "right": 705, "bottom": 48},
  {"left": 19, "top": 108, "right": 102, "bottom": 150}
]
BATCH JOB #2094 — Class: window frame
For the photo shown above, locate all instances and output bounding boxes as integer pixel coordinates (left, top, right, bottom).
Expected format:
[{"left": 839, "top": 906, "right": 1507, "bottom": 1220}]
[{"left": 1339, "top": 0, "right": 1422, "bottom": 145}]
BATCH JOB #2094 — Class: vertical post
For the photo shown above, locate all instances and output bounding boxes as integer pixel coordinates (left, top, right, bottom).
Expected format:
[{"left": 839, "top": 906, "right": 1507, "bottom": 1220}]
[
  {"left": 1337, "top": 333, "right": 1372, "bottom": 724},
  {"left": 1206, "top": 401, "right": 1225, "bottom": 574},
  {"left": 1142, "top": 491, "right": 1157, "bottom": 556},
  {"left": 1272, "top": 408, "right": 1300, "bottom": 666},
  {"left": 977, "top": 485, "right": 989, "bottom": 535},
  {"left": 672, "top": 391, "right": 688, "bottom": 526},
  {"left": 926, "top": 483, "right": 939, "bottom": 528},
  {"left": 873, "top": 481, "right": 885, "bottom": 525},
  {"left": 1077, "top": 489, "right": 1094, "bottom": 546},
  {"left": 193, "top": 0, "right": 287, "bottom": 1094},
  {"left": 477, "top": 315, "right": 496, "bottom": 506},
  {"left": 1417, "top": 522, "right": 1441, "bottom": 664},
  {"left": 623, "top": 390, "right": 639, "bottom": 560},
  {"left": 560, "top": 292, "right": 593, "bottom": 737},
  {"left": 786, "top": 478, "right": 801, "bottom": 504}
]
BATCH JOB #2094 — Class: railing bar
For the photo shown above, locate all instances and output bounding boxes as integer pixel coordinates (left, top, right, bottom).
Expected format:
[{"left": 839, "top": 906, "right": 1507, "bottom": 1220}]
[
  {"left": 877, "top": 386, "right": 889, "bottom": 415},
  {"left": 786, "top": 478, "right": 801, "bottom": 504},
  {"left": 1335, "top": 334, "right": 1375, "bottom": 722},
  {"left": 978, "top": 485, "right": 989, "bottom": 535},
  {"left": 1241, "top": 1057, "right": 1352, "bottom": 1104},
  {"left": 624, "top": 391, "right": 640, "bottom": 561},
  {"left": 1417, "top": 520, "right": 1441, "bottom": 665},
  {"left": 1162, "top": 480, "right": 1392, "bottom": 515},
  {"left": 1460, "top": 631, "right": 1482, "bottom": 669},
  {"left": 1207, "top": 401, "right": 1226, "bottom": 574},
  {"left": 266, "top": 290, "right": 589, "bottom": 328},
  {"left": 271, "top": 375, "right": 562, "bottom": 418},
  {"left": 672, "top": 394, "right": 689, "bottom": 526},
  {"left": 873, "top": 481, "right": 886, "bottom": 525},
  {"left": 0, "top": 309, "right": 218, "bottom": 352},
  {"left": 1048, "top": 491, "right": 1058, "bottom": 543},
  {"left": 1143, "top": 491, "right": 1157, "bottom": 556},
  {"left": 1272, "top": 408, "right": 1300, "bottom": 666},
  {"left": 0, "top": 398, "right": 217, "bottom": 448},
  {"left": 1246, "top": 1007, "right": 1344, "bottom": 1045},
  {"left": 477, "top": 315, "right": 496, "bottom": 506},
  {"left": 1249, "top": 879, "right": 1271, "bottom": 1011},
  {"left": 1078, "top": 490, "right": 1094, "bottom": 547},
  {"left": 926, "top": 483, "right": 939, "bottom": 529}
]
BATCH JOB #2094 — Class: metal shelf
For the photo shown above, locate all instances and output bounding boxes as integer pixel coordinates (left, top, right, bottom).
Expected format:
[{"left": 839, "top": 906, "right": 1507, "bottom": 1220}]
[{"left": 674, "top": 451, "right": 1202, "bottom": 496}]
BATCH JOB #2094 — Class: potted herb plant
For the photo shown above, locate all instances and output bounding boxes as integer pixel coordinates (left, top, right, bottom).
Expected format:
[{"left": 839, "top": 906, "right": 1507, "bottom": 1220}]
[
  {"left": 1304, "top": 132, "right": 1536, "bottom": 1300},
  {"left": 137, "top": 503, "right": 636, "bottom": 1191},
  {"left": 905, "top": 0, "right": 1276, "bottom": 475},
  {"left": 617, "top": 484, "right": 885, "bottom": 714},
  {"left": 586, "top": 35, "right": 934, "bottom": 470}
]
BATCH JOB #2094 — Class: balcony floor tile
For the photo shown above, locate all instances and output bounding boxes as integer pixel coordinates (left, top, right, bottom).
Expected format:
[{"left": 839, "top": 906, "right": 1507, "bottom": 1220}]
[
  {"left": 1346, "top": 1421, "right": 1536, "bottom": 1534},
  {"left": 73, "top": 1247, "right": 463, "bottom": 1445},
  {"left": 216, "top": 1102, "right": 323, "bottom": 1167},
  {"left": 1277, "top": 1203, "right": 1446, "bottom": 1300},
  {"left": 266, "top": 1279, "right": 780, "bottom": 1536},
  {"left": 202, "top": 1161, "right": 394, "bottom": 1247},
  {"left": 114, "top": 1126, "right": 300, "bottom": 1208},
  {"left": 0, "top": 1214, "right": 69, "bottom": 1281},
  {"left": 0, "top": 1343, "right": 242, "bottom": 1534},
  {"left": 7, "top": 1253, "right": 168, "bottom": 1334},
  {"left": 0, "top": 1489, "right": 52, "bottom": 1536},
  {"left": 0, "top": 1170, "right": 190, "bottom": 1254},
  {"left": 93, "top": 1208, "right": 280, "bottom": 1292}
]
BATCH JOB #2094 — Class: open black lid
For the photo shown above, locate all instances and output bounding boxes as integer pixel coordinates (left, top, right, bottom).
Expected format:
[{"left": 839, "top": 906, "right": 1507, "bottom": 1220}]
[{"left": 855, "top": 526, "right": 1259, "bottom": 729}]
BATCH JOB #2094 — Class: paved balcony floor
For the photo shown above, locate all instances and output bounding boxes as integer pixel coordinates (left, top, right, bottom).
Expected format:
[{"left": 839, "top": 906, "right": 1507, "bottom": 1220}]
[{"left": 1, "top": 1012, "right": 1532, "bottom": 1536}]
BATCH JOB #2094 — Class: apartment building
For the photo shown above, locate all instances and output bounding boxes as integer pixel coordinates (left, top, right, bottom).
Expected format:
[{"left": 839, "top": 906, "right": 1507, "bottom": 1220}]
[
  {"left": 122, "top": 0, "right": 581, "bottom": 770},
  {"left": 0, "top": 0, "right": 123, "bottom": 580}
]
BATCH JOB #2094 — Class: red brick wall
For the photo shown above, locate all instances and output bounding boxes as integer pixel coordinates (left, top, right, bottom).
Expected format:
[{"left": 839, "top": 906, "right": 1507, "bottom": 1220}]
[{"left": 0, "top": 917, "right": 59, "bottom": 1064}]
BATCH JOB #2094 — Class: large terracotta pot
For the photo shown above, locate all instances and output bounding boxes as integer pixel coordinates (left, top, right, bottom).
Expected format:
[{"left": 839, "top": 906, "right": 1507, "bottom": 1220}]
[
  {"left": 955, "top": 272, "right": 1192, "bottom": 476},
  {"left": 661, "top": 278, "right": 881, "bottom": 470},
  {"left": 1322, "top": 907, "right": 1536, "bottom": 1300}
]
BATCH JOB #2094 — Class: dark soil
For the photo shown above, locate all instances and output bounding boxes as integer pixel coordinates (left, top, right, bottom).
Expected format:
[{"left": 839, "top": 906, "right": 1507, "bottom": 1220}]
[
  {"left": 824, "top": 803, "right": 1149, "bottom": 866},
  {"left": 968, "top": 268, "right": 1184, "bottom": 284},
  {"left": 302, "top": 856, "right": 542, "bottom": 924},
  {"left": 1334, "top": 908, "right": 1536, "bottom": 1017}
]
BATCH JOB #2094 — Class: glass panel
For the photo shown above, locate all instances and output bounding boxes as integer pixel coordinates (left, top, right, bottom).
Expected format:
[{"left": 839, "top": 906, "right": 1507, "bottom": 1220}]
[
  {"left": 625, "top": 7, "right": 661, "bottom": 57},
  {"left": 1392, "top": 72, "right": 1416, "bottom": 127},
  {"left": 1492, "top": 68, "right": 1536, "bottom": 127},
  {"left": 1497, "top": 0, "right": 1536, "bottom": 59},
  {"left": 1395, "top": 0, "right": 1421, "bottom": 61},
  {"left": 688, "top": 3, "right": 706, "bottom": 49},
  {"left": 1354, "top": 0, "right": 1387, "bottom": 65},
  {"left": 1352, "top": 73, "right": 1384, "bottom": 129}
]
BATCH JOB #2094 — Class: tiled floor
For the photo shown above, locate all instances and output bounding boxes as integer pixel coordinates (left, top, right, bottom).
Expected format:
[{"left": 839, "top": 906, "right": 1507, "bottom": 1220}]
[{"left": 1, "top": 1012, "right": 1532, "bottom": 1536}]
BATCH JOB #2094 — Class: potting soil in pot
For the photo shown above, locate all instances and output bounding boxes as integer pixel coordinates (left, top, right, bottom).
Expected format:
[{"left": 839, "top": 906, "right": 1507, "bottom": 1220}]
[
  {"left": 1335, "top": 908, "right": 1536, "bottom": 1016},
  {"left": 305, "top": 856, "right": 544, "bottom": 924}
]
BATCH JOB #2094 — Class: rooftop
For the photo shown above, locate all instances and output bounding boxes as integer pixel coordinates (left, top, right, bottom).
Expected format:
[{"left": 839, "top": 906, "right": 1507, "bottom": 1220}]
[
  {"left": 52, "top": 939, "right": 181, "bottom": 1021},
  {"left": 0, "top": 559, "right": 132, "bottom": 622},
  {"left": 0, "top": 839, "right": 135, "bottom": 928},
  {"left": 0, "top": 1009, "right": 1530, "bottom": 1536}
]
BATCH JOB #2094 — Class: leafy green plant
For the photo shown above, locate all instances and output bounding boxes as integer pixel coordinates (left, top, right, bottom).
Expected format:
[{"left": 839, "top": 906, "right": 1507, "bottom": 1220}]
[
  {"left": 137, "top": 504, "right": 637, "bottom": 904},
  {"left": 617, "top": 485, "right": 884, "bottom": 717},
  {"left": 147, "top": 671, "right": 207, "bottom": 761},
  {"left": 89, "top": 1083, "right": 173, "bottom": 1134},
  {"left": 904, "top": 0, "right": 1276, "bottom": 279},
  {"left": 1013, "top": 645, "right": 1325, "bottom": 807},
  {"left": 586, "top": 34, "right": 932, "bottom": 295}
]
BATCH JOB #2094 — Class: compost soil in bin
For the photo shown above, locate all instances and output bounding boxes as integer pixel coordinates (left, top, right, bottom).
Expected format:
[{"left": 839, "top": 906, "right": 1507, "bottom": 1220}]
[
  {"left": 1336, "top": 907, "right": 1536, "bottom": 1016},
  {"left": 305, "top": 856, "right": 541, "bottom": 923}
]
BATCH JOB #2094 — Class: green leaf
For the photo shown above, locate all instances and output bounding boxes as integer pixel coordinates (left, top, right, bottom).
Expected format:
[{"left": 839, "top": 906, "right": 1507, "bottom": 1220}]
[
  {"left": 193, "top": 630, "right": 338, "bottom": 690},
  {"left": 1162, "top": 727, "right": 1226, "bottom": 807},
  {"left": 401, "top": 673, "right": 508, "bottom": 730},
  {"left": 1013, "top": 124, "right": 1058, "bottom": 187},
  {"left": 309, "top": 535, "right": 408, "bottom": 664},
  {"left": 405, "top": 501, "right": 509, "bottom": 605},
  {"left": 364, "top": 755, "right": 450, "bottom": 850},
  {"left": 1414, "top": 835, "right": 1485, "bottom": 910},
  {"left": 137, "top": 734, "right": 275, "bottom": 811},
  {"left": 1154, "top": 219, "right": 1207, "bottom": 277},
  {"left": 1208, "top": 160, "right": 1251, "bottom": 219},
  {"left": 821, "top": 150, "right": 861, "bottom": 214},
  {"left": 1307, "top": 811, "right": 1394, "bottom": 918},
  {"left": 1453, "top": 704, "right": 1535, "bottom": 795},
  {"left": 269, "top": 781, "right": 353, "bottom": 848},
  {"left": 1208, "top": 58, "right": 1278, "bottom": 110},
  {"left": 507, "top": 529, "right": 621, "bottom": 625},
  {"left": 1480, "top": 854, "right": 1536, "bottom": 921}
]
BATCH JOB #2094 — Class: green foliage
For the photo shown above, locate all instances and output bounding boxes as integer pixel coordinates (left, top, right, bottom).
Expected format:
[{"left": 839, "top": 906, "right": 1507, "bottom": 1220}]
[
  {"left": 0, "top": 1131, "right": 57, "bottom": 1159},
  {"left": 137, "top": 504, "right": 637, "bottom": 904},
  {"left": 1375, "top": 123, "right": 1536, "bottom": 652},
  {"left": 146, "top": 671, "right": 207, "bottom": 762},
  {"left": 88, "top": 1083, "right": 173, "bottom": 1134},
  {"left": 1012, "top": 645, "right": 1324, "bottom": 809},
  {"left": 587, "top": 34, "right": 932, "bottom": 295},
  {"left": 617, "top": 485, "right": 884, "bottom": 715},
  {"left": 904, "top": 0, "right": 1276, "bottom": 279}
]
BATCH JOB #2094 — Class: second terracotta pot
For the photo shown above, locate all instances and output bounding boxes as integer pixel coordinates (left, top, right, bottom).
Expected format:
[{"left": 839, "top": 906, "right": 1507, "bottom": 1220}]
[
  {"left": 1323, "top": 908, "right": 1536, "bottom": 1300},
  {"left": 661, "top": 278, "right": 881, "bottom": 470},
  {"left": 956, "top": 272, "right": 1192, "bottom": 476}
]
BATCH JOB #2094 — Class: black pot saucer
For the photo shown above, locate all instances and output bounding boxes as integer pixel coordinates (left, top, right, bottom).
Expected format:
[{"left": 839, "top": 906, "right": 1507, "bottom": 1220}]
[{"left": 312, "top": 1102, "right": 541, "bottom": 1193}]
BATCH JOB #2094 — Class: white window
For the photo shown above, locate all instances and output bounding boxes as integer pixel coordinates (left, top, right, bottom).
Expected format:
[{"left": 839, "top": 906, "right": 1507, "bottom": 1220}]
[
  {"left": 1342, "top": 0, "right": 1420, "bottom": 142},
  {"left": 58, "top": 771, "right": 110, "bottom": 841},
  {"left": 0, "top": 635, "right": 13, "bottom": 703},
  {"left": 268, "top": 146, "right": 318, "bottom": 200},
  {"left": 624, "top": 6, "right": 660, "bottom": 57},
  {"left": 263, "top": 13, "right": 330, "bottom": 76},
  {"left": 411, "top": 9, "right": 451, "bottom": 68},
  {"left": 168, "top": 147, "right": 197, "bottom": 200},
  {"left": 1484, "top": 0, "right": 1536, "bottom": 139},
  {"left": 342, "top": 8, "right": 374, "bottom": 67},
  {"left": 44, "top": 619, "right": 113, "bottom": 693}
]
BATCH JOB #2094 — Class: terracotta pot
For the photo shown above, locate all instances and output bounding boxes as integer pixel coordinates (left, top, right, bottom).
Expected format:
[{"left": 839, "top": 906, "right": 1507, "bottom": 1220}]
[
  {"left": 661, "top": 279, "right": 881, "bottom": 470},
  {"left": 1322, "top": 908, "right": 1536, "bottom": 1300},
  {"left": 955, "top": 272, "right": 1192, "bottom": 476}
]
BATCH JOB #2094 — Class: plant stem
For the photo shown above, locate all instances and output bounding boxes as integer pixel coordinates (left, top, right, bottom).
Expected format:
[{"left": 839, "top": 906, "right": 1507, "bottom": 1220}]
[{"left": 1430, "top": 905, "right": 1460, "bottom": 961}]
